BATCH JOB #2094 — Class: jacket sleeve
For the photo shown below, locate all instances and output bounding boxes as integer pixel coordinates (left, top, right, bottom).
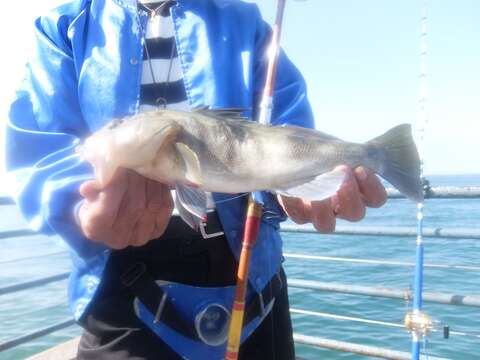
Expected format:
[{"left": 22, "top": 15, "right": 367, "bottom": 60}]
[
  {"left": 5, "top": 12, "right": 105, "bottom": 259},
  {"left": 251, "top": 5, "right": 315, "bottom": 129}
]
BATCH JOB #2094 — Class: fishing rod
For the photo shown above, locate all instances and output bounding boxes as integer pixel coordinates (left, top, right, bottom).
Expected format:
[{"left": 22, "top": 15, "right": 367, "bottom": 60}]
[
  {"left": 225, "top": 1, "right": 287, "bottom": 359},
  {"left": 404, "top": 1, "right": 432, "bottom": 359}
]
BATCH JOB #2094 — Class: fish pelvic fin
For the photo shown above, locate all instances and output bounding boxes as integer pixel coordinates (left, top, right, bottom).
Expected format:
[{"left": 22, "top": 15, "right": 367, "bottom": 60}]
[
  {"left": 175, "top": 183, "right": 207, "bottom": 229},
  {"left": 367, "top": 124, "right": 423, "bottom": 202}
]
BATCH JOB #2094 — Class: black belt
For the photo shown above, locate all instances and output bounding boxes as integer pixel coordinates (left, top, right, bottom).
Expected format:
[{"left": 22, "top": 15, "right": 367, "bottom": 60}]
[{"left": 121, "top": 261, "right": 283, "bottom": 342}]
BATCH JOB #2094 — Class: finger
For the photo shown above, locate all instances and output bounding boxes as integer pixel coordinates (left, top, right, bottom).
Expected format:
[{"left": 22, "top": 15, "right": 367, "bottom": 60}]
[
  {"left": 277, "top": 195, "right": 312, "bottom": 225},
  {"left": 310, "top": 199, "right": 336, "bottom": 233},
  {"left": 93, "top": 169, "right": 129, "bottom": 225},
  {"left": 151, "top": 205, "right": 173, "bottom": 239},
  {"left": 109, "top": 212, "right": 137, "bottom": 249},
  {"left": 116, "top": 170, "right": 147, "bottom": 223},
  {"left": 84, "top": 172, "right": 131, "bottom": 235},
  {"left": 131, "top": 212, "right": 157, "bottom": 247},
  {"left": 77, "top": 202, "right": 101, "bottom": 240},
  {"left": 331, "top": 167, "right": 365, "bottom": 221},
  {"left": 146, "top": 179, "right": 171, "bottom": 213},
  {"left": 79, "top": 180, "right": 102, "bottom": 201},
  {"left": 354, "top": 166, "right": 387, "bottom": 208},
  {"left": 78, "top": 203, "right": 123, "bottom": 246}
]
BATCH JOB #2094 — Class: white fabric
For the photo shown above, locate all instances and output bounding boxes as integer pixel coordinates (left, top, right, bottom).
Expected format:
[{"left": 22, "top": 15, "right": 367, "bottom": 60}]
[
  {"left": 145, "top": 13, "right": 175, "bottom": 39},
  {"left": 141, "top": 58, "right": 183, "bottom": 84}
]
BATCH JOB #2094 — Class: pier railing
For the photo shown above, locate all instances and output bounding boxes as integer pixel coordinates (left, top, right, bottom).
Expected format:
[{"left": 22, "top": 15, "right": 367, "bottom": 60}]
[{"left": 1, "top": 186, "right": 479, "bottom": 359}]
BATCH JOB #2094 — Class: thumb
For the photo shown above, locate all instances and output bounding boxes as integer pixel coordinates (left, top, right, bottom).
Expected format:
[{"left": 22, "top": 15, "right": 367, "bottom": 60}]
[
  {"left": 277, "top": 194, "right": 311, "bottom": 225},
  {"left": 79, "top": 180, "right": 102, "bottom": 201}
]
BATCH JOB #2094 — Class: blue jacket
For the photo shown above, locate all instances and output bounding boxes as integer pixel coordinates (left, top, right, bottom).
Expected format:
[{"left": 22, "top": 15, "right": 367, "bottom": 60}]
[{"left": 6, "top": 0, "right": 314, "bottom": 320}]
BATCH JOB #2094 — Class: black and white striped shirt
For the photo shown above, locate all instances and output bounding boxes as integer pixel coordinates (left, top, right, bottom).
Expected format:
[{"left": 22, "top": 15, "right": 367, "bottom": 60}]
[
  {"left": 138, "top": 0, "right": 189, "bottom": 112},
  {"left": 138, "top": 1, "right": 216, "bottom": 211}
]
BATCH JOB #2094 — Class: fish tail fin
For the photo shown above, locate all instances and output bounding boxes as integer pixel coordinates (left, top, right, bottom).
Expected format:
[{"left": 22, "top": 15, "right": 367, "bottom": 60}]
[{"left": 367, "top": 124, "right": 423, "bottom": 202}]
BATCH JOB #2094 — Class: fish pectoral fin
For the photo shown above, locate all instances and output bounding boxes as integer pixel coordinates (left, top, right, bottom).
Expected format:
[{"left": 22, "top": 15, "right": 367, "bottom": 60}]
[
  {"left": 276, "top": 169, "right": 346, "bottom": 201},
  {"left": 175, "top": 142, "right": 202, "bottom": 184},
  {"left": 175, "top": 183, "right": 207, "bottom": 228}
]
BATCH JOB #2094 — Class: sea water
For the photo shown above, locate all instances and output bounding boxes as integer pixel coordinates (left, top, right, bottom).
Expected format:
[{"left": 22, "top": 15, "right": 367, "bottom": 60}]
[{"left": 0, "top": 175, "right": 479, "bottom": 359}]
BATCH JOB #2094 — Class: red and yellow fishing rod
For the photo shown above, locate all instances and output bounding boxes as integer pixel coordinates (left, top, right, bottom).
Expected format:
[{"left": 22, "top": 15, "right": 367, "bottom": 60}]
[{"left": 225, "top": 1, "right": 287, "bottom": 359}]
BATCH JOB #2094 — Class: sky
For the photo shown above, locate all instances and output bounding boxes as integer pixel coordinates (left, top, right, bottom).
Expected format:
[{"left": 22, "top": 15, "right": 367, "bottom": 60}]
[{"left": 0, "top": 0, "right": 479, "bottom": 176}]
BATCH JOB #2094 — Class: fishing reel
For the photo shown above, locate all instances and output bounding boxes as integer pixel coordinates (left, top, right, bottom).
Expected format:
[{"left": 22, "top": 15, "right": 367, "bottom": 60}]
[
  {"left": 404, "top": 311, "right": 450, "bottom": 339},
  {"left": 404, "top": 311, "right": 432, "bottom": 339}
]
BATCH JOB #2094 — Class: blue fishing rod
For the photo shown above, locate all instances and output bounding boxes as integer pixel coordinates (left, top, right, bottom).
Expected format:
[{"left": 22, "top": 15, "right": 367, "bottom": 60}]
[{"left": 404, "top": 1, "right": 432, "bottom": 358}]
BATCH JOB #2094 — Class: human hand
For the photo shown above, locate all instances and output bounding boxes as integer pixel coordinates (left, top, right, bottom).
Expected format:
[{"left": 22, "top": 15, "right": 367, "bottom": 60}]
[
  {"left": 278, "top": 165, "right": 387, "bottom": 233},
  {"left": 77, "top": 168, "right": 174, "bottom": 249}
]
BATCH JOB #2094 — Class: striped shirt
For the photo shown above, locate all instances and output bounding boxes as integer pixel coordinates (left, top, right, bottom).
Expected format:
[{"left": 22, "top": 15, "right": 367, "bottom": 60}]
[
  {"left": 138, "top": 0, "right": 189, "bottom": 112},
  {"left": 138, "top": 0, "right": 215, "bottom": 211}
]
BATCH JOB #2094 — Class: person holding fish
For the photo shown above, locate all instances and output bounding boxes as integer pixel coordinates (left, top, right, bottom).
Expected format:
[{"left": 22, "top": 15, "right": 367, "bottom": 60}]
[{"left": 5, "top": 0, "right": 420, "bottom": 359}]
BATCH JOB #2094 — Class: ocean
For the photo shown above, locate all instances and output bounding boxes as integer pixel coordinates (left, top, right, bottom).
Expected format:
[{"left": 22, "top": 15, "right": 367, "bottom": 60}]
[{"left": 0, "top": 174, "right": 479, "bottom": 359}]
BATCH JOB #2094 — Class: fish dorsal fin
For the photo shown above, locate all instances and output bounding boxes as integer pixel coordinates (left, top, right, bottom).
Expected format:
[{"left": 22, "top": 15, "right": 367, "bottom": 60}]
[
  {"left": 175, "top": 183, "right": 207, "bottom": 228},
  {"left": 192, "top": 106, "right": 250, "bottom": 120},
  {"left": 276, "top": 169, "right": 346, "bottom": 201},
  {"left": 175, "top": 142, "right": 202, "bottom": 184},
  {"left": 282, "top": 124, "right": 341, "bottom": 142}
]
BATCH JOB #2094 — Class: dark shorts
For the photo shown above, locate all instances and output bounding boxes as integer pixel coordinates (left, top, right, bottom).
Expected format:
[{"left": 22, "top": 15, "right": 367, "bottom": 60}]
[{"left": 77, "top": 214, "right": 295, "bottom": 360}]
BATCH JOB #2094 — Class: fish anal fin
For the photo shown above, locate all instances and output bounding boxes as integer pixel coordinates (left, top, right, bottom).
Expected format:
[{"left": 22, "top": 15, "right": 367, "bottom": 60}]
[{"left": 276, "top": 169, "right": 346, "bottom": 201}]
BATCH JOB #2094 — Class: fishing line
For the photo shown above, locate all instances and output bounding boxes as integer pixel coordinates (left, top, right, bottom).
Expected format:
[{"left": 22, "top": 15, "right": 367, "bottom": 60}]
[
  {"left": 422, "top": 338, "right": 429, "bottom": 360},
  {"left": 213, "top": 193, "right": 249, "bottom": 205}
]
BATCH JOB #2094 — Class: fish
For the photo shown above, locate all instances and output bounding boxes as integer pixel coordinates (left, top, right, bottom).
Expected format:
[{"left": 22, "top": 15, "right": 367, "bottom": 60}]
[{"left": 77, "top": 108, "right": 423, "bottom": 228}]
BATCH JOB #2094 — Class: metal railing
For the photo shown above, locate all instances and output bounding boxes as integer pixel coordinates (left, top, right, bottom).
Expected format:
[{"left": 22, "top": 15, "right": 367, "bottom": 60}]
[
  {"left": 386, "top": 186, "right": 480, "bottom": 199},
  {"left": 293, "top": 334, "right": 448, "bottom": 360},
  {"left": 0, "top": 320, "right": 76, "bottom": 352},
  {"left": 1, "top": 185, "right": 479, "bottom": 359},
  {"left": 0, "top": 273, "right": 69, "bottom": 296},
  {"left": 288, "top": 279, "right": 480, "bottom": 308},
  {"left": 281, "top": 224, "right": 480, "bottom": 240}
]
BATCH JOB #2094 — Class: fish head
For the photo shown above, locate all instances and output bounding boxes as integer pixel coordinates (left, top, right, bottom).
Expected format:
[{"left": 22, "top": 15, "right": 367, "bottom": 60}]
[{"left": 77, "top": 112, "right": 180, "bottom": 186}]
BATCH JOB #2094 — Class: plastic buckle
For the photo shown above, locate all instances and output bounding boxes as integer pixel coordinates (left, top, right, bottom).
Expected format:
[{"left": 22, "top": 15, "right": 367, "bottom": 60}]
[
  {"left": 258, "top": 292, "right": 265, "bottom": 316},
  {"left": 121, "top": 262, "right": 147, "bottom": 287},
  {"left": 276, "top": 271, "right": 283, "bottom": 290},
  {"left": 199, "top": 222, "right": 224, "bottom": 239},
  {"left": 153, "top": 292, "right": 168, "bottom": 324}
]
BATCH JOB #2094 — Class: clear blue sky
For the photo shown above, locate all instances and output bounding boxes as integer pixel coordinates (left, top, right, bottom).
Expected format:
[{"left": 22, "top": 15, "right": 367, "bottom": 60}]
[
  {"left": 252, "top": 0, "right": 480, "bottom": 175},
  {"left": 0, "top": 1, "right": 479, "bottom": 176}
]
